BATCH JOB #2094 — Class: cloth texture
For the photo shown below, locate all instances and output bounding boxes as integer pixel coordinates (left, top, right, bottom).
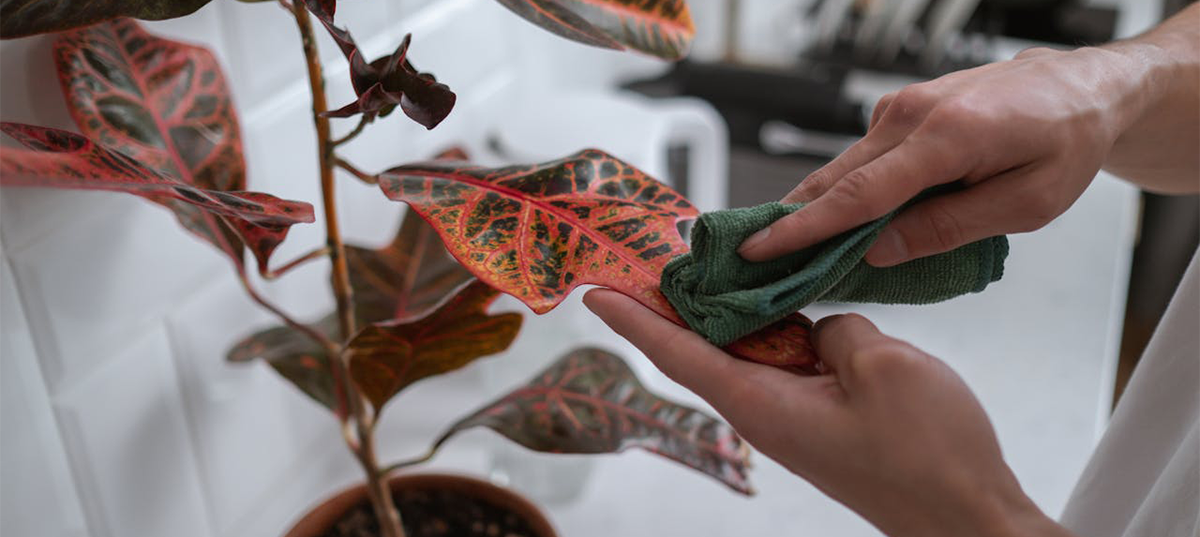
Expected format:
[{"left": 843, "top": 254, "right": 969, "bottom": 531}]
[
  {"left": 661, "top": 201, "right": 1008, "bottom": 346},
  {"left": 1059, "top": 250, "right": 1199, "bottom": 537}
]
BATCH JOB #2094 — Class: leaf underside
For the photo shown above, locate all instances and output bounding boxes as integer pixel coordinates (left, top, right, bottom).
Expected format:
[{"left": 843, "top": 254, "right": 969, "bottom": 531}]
[
  {"left": 495, "top": 0, "right": 695, "bottom": 60},
  {"left": 0, "top": 0, "right": 211, "bottom": 39},
  {"left": 377, "top": 149, "right": 819, "bottom": 369},
  {"left": 436, "top": 347, "right": 753, "bottom": 494}
]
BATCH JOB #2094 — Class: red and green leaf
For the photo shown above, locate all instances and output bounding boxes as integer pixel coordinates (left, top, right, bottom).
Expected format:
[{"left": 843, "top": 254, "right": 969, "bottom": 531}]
[
  {"left": 430, "top": 347, "right": 753, "bottom": 494},
  {"left": 495, "top": 0, "right": 695, "bottom": 60},
  {"left": 376, "top": 149, "right": 819, "bottom": 369},
  {"left": 348, "top": 280, "right": 523, "bottom": 413},
  {"left": 0, "top": 20, "right": 313, "bottom": 274},
  {"left": 0, "top": 0, "right": 211, "bottom": 39}
]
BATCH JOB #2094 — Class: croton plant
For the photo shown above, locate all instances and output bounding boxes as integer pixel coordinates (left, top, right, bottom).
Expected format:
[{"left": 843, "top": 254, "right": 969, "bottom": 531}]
[{"left": 0, "top": 1, "right": 817, "bottom": 535}]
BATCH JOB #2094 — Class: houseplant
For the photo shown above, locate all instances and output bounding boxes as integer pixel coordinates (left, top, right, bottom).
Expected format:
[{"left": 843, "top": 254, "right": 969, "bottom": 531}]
[{"left": 0, "top": 1, "right": 818, "bottom": 536}]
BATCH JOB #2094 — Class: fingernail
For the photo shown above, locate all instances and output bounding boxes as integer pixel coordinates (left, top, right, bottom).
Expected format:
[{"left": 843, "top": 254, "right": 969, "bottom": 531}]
[
  {"left": 738, "top": 227, "right": 771, "bottom": 255},
  {"left": 866, "top": 228, "right": 908, "bottom": 267}
]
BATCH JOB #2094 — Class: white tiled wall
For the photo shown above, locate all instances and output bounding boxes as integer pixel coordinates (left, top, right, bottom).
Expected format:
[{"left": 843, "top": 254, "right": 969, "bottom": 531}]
[{"left": 0, "top": 2, "right": 674, "bottom": 535}]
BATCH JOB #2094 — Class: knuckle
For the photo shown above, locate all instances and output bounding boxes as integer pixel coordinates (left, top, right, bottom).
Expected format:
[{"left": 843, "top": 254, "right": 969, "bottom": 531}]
[
  {"left": 1015, "top": 46, "right": 1055, "bottom": 60},
  {"left": 831, "top": 169, "right": 881, "bottom": 213},
  {"left": 924, "top": 99, "right": 980, "bottom": 133},
  {"left": 921, "top": 204, "right": 966, "bottom": 250},
  {"left": 851, "top": 341, "right": 928, "bottom": 378},
  {"left": 1012, "top": 190, "right": 1061, "bottom": 230},
  {"left": 886, "top": 86, "right": 934, "bottom": 124}
]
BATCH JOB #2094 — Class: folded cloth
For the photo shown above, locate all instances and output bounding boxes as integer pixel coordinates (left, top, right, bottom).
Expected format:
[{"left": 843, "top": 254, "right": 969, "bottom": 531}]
[{"left": 660, "top": 201, "right": 1008, "bottom": 346}]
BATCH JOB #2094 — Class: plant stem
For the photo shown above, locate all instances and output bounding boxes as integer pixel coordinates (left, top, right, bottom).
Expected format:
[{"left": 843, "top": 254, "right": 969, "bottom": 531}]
[
  {"left": 262, "top": 246, "right": 331, "bottom": 280},
  {"left": 335, "top": 156, "right": 378, "bottom": 184},
  {"left": 332, "top": 115, "right": 370, "bottom": 147},
  {"left": 237, "top": 273, "right": 336, "bottom": 351},
  {"left": 289, "top": 4, "right": 406, "bottom": 537}
]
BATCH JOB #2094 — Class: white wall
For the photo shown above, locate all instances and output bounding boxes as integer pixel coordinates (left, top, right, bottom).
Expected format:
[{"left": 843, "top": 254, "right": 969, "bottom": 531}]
[{"left": 0, "top": 2, "right": 675, "bottom": 536}]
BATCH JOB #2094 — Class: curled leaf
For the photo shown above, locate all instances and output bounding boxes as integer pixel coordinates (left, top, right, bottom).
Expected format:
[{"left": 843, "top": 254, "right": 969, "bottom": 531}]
[
  {"left": 318, "top": 22, "right": 456, "bottom": 129},
  {"left": 432, "top": 347, "right": 753, "bottom": 494}
]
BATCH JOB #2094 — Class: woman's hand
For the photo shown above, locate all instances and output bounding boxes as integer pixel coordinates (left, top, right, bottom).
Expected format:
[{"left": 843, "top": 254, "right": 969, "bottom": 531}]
[
  {"left": 736, "top": 45, "right": 1161, "bottom": 267},
  {"left": 584, "top": 289, "right": 1075, "bottom": 537}
]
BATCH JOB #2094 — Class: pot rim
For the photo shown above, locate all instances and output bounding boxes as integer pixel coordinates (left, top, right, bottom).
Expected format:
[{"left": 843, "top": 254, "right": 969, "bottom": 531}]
[{"left": 283, "top": 471, "right": 559, "bottom": 537}]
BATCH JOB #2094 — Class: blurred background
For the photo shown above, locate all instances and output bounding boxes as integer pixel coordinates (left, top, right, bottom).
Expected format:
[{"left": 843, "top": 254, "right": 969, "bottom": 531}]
[{"left": 1, "top": 0, "right": 1195, "bottom": 536}]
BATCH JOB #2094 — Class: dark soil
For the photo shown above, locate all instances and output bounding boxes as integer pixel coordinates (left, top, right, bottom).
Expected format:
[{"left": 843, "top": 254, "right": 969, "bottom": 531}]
[{"left": 320, "top": 487, "right": 540, "bottom": 537}]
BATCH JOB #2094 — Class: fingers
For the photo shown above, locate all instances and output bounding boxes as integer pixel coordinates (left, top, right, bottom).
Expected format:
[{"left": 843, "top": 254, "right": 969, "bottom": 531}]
[
  {"left": 582, "top": 289, "right": 772, "bottom": 408},
  {"left": 870, "top": 92, "right": 896, "bottom": 131},
  {"left": 739, "top": 136, "right": 969, "bottom": 262},
  {"left": 783, "top": 136, "right": 895, "bottom": 204},
  {"left": 864, "top": 165, "right": 1051, "bottom": 266},
  {"left": 810, "top": 314, "right": 891, "bottom": 373}
]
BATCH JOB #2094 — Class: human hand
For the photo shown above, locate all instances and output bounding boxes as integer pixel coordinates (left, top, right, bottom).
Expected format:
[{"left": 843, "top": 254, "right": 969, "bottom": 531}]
[
  {"left": 584, "top": 289, "right": 1075, "bottom": 537},
  {"left": 737, "top": 46, "right": 1151, "bottom": 266}
]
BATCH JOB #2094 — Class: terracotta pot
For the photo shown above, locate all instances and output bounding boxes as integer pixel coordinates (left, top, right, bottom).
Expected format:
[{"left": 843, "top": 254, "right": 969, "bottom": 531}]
[{"left": 284, "top": 473, "right": 558, "bottom": 537}]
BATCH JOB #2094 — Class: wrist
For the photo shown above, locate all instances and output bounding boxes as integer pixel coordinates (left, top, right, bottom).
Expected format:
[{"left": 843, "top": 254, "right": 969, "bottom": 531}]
[{"left": 967, "top": 489, "right": 1074, "bottom": 537}]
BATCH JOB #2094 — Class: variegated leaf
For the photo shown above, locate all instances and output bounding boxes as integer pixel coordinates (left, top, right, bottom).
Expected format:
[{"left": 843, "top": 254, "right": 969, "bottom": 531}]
[
  {"left": 348, "top": 280, "right": 522, "bottom": 413},
  {"left": 495, "top": 0, "right": 694, "bottom": 60},
  {"left": 8, "top": 19, "right": 309, "bottom": 274},
  {"left": 0, "top": 123, "right": 314, "bottom": 264},
  {"left": 433, "top": 347, "right": 753, "bottom": 494},
  {"left": 376, "top": 149, "right": 819, "bottom": 369}
]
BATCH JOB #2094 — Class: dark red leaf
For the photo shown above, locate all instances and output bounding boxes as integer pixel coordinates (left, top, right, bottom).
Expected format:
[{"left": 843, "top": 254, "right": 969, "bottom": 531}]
[
  {"left": 348, "top": 280, "right": 522, "bottom": 413},
  {"left": 3, "top": 20, "right": 314, "bottom": 274},
  {"left": 227, "top": 315, "right": 348, "bottom": 419},
  {"left": 433, "top": 347, "right": 753, "bottom": 494},
  {"left": 344, "top": 208, "right": 475, "bottom": 326},
  {"left": 1, "top": 0, "right": 211, "bottom": 39},
  {"left": 495, "top": 0, "right": 695, "bottom": 60},
  {"left": 317, "top": 22, "right": 455, "bottom": 129},
  {"left": 301, "top": 0, "right": 336, "bottom": 24},
  {"left": 376, "top": 149, "right": 820, "bottom": 369}
]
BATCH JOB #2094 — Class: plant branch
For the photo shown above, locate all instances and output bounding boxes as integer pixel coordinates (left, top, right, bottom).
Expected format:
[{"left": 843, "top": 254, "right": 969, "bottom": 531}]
[
  {"left": 289, "top": 5, "right": 406, "bottom": 537},
  {"left": 262, "top": 246, "right": 331, "bottom": 280},
  {"left": 332, "top": 115, "right": 370, "bottom": 147},
  {"left": 335, "top": 157, "right": 378, "bottom": 184}
]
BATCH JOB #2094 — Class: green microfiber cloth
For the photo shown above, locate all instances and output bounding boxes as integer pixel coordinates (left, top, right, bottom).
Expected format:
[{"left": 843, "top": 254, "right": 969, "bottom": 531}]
[{"left": 661, "top": 202, "right": 1008, "bottom": 346}]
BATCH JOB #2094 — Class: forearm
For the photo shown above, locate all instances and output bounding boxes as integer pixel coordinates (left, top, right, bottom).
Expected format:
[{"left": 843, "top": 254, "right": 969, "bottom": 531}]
[{"left": 1100, "top": 3, "right": 1200, "bottom": 193}]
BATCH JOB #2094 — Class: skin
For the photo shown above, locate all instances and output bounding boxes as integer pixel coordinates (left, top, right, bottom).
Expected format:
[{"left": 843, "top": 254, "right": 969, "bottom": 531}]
[
  {"left": 737, "top": 5, "right": 1199, "bottom": 267},
  {"left": 588, "top": 5, "right": 1199, "bottom": 536}
]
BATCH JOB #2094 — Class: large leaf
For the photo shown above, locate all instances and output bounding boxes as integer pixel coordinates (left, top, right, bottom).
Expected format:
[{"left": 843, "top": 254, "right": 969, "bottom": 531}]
[
  {"left": 5, "top": 20, "right": 306, "bottom": 274},
  {"left": 432, "top": 347, "right": 753, "bottom": 494},
  {"left": 0, "top": 123, "right": 315, "bottom": 264},
  {"left": 376, "top": 149, "right": 819, "bottom": 369},
  {"left": 495, "top": 0, "right": 695, "bottom": 60},
  {"left": 317, "top": 20, "right": 455, "bottom": 128},
  {"left": 348, "top": 280, "right": 522, "bottom": 413},
  {"left": 0, "top": 0, "right": 210, "bottom": 39}
]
